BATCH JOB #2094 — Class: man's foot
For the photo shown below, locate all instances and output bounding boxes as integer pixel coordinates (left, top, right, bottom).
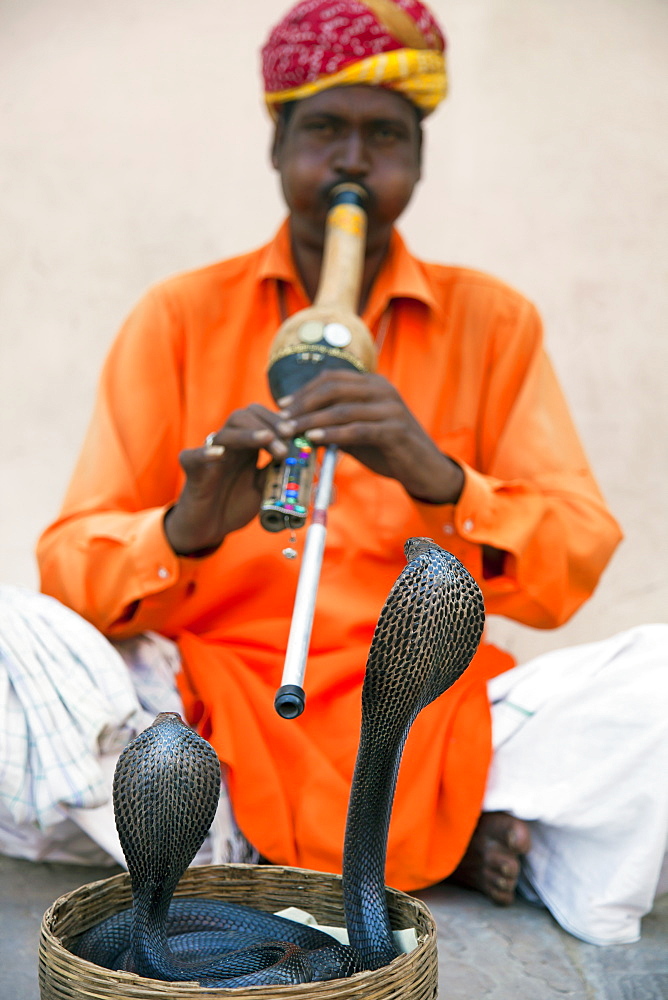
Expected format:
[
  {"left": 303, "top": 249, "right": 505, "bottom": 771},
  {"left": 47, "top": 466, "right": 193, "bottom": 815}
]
[{"left": 448, "top": 811, "right": 531, "bottom": 906}]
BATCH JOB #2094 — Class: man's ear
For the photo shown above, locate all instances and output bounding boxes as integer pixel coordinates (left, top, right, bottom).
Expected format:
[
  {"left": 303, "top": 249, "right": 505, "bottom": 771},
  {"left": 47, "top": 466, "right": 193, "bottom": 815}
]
[{"left": 271, "top": 119, "right": 285, "bottom": 170}]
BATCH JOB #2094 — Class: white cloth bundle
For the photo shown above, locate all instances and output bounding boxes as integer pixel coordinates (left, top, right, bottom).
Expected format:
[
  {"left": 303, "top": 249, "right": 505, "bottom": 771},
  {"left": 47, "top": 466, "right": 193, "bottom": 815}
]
[
  {"left": 0, "top": 586, "right": 253, "bottom": 867},
  {"left": 485, "top": 623, "right": 668, "bottom": 945},
  {"left": 0, "top": 586, "right": 148, "bottom": 829}
]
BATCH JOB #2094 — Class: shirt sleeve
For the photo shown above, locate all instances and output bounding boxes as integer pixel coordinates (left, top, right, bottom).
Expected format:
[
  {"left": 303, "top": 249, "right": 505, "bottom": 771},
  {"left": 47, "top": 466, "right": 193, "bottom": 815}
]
[
  {"left": 413, "top": 299, "right": 622, "bottom": 628},
  {"left": 37, "top": 287, "right": 201, "bottom": 637}
]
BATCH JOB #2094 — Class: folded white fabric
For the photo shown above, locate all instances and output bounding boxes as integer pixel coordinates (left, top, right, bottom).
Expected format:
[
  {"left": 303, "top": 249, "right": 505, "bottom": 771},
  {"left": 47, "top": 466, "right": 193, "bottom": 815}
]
[
  {"left": 0, "top": 587, "right": 257, "bottom": 868},
  {"left": 485, "top": 624, "right": 668, "bottom": 945},
  {"left": 275, "top": 907, "right": 418, "bottom": 954},
  {"left": 0, "top": 585, "right": 147, "bottom": 829}
]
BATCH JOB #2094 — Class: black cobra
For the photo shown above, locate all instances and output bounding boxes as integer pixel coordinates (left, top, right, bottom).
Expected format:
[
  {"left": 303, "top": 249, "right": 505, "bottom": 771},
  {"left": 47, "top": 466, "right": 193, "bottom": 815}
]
[{"left": 72, "top": 538, "right": 485, "bottom": 987}]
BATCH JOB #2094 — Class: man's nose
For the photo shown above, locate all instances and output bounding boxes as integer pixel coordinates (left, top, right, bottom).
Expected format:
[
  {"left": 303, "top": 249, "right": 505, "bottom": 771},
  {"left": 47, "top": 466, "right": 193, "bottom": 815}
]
[{"left": 333, "top": 131, "right": 369, "bottom": 176}]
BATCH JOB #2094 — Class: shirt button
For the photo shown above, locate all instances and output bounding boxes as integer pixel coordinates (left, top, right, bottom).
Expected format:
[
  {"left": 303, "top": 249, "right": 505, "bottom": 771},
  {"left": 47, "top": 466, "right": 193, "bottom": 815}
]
[
  {"left": 157, "top": 566, "right": 170, "bottom": 579},
  {"left": 443, "top": 524, "right": 454, "bottom": 535},
  {"left": 463, "top": 518, "right": 474, "bottom": 533}
]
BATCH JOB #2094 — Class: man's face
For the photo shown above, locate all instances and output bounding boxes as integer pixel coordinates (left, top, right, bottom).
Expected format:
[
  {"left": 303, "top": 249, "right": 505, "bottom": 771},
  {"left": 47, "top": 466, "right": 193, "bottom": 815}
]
[{"left": 271, "top": 85, "right": 422, "bottom": 251}]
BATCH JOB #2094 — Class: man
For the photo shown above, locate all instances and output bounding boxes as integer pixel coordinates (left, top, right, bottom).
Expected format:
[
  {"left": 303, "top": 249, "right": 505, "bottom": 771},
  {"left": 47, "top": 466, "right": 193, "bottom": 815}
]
[{"left": 30, "top": 0, "right": 667, "bottom": 945}]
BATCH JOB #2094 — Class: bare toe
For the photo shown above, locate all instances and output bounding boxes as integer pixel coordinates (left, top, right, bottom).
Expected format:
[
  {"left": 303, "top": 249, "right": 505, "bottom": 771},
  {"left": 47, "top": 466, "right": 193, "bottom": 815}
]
[{"left": 448, "top": 811, "right": 531, "bottom": 906}]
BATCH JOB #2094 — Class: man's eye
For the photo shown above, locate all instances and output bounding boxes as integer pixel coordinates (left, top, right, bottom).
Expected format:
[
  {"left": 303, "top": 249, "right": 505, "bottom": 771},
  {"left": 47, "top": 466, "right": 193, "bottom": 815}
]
[
  {"left": 304, "top": 120, "right": 335, "bottom": 136},
  {"left": 372, "top": 124, "right": 403, "bottom": 143}
]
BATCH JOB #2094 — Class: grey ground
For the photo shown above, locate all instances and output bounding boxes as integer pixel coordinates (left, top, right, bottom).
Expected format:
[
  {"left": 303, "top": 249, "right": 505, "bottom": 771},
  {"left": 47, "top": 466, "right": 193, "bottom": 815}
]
[{"left": 2, "top": 855, "right": 666, "bottom": 999}]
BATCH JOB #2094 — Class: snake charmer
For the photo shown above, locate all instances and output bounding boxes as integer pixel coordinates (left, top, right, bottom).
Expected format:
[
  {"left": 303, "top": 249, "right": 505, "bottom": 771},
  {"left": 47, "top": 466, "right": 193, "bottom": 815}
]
[{"left": 2, "top": 0, "right": 665, "bottom": 950}]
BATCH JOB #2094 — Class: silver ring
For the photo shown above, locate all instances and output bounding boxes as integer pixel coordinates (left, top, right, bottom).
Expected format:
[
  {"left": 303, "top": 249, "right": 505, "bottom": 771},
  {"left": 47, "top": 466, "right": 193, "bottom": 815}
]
[{"left": 204, "top": 432, "right": 217, "bottom": 449}]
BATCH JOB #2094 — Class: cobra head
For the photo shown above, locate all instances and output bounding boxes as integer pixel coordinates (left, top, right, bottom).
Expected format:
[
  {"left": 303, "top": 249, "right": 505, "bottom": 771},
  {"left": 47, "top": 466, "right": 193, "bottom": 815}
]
[{"left": 112, "top": 713, "right": 221, "bottom": 896}]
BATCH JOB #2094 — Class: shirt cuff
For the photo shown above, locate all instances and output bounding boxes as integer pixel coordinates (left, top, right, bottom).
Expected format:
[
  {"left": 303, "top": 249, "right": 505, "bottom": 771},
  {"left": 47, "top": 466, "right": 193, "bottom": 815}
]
[
  {"left": 130, "top": 506, "right": 186, "bottom": 595},
  {"left": 98, "top": 508, "right": 201, "bottom": 630},
  {"left": 410, "top": 464, "right": 518, "bottom": 592}
]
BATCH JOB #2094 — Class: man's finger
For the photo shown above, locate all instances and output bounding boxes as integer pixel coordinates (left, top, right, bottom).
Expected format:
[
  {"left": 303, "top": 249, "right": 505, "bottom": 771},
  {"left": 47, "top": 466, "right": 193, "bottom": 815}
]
[{"left": 202, "top": 431, "right": 226, "bottom": 459}]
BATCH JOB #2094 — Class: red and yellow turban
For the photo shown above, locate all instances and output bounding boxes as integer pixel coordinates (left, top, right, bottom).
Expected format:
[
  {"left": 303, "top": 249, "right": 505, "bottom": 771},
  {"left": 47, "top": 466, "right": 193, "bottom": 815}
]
[{"left": 262, "top": 0, "right": 447, "bottom": 119}]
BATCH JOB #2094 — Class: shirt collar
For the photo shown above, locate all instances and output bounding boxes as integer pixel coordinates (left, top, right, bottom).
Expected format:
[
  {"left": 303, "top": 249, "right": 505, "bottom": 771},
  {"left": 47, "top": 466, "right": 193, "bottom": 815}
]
[
  {"left": 257, "top": 219, "right": 300, "bottom": 286},
  {"left": 363, "top": 229, "right": 443, "bottom": 327},
  {"left": 257, "top": 219, "right": 443, "bottom": 325}
]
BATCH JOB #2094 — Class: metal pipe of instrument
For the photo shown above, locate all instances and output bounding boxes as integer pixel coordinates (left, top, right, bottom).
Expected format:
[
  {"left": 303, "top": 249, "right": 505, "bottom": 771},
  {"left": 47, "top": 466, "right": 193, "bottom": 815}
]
[
  {"left": 273, "top": 444, "right": 338, "bottom": 719},
  {"left": 263, "top": 183, "right": 377, "bottom": 717}
]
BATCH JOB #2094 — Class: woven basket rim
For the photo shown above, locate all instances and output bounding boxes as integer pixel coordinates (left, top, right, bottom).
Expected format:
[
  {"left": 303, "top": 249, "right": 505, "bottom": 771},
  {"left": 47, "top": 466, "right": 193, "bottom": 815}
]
[
  {"left": 39, "top": 863, "right": 438, "bottom": 999},
  {"left": 46, "top": 863, "right": 434, "bottom": 932}
]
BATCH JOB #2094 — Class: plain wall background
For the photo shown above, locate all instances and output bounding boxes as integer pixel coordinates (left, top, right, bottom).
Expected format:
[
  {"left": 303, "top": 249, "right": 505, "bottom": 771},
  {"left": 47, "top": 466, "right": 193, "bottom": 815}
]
[{"left": 1, "top": 0, "right": 666, "bottom": 663}]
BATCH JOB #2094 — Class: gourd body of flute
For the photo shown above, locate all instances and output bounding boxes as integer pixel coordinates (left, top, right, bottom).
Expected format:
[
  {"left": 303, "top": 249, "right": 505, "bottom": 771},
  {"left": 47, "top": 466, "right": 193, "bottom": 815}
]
[{"left": 260, "top": 184, "right": 377, "bottom": 532}]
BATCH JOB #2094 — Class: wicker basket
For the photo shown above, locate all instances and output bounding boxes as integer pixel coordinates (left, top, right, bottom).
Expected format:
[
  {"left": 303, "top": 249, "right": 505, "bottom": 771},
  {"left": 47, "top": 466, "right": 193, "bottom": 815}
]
[{"left": 39, "top": 864, "right": 438, "bottom": 999}]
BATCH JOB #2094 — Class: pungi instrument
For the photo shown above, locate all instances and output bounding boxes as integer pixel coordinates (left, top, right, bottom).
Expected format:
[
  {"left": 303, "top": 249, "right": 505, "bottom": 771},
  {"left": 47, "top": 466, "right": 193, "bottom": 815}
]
[{"left": 261, "top": 183, "right": 376, "bottom": 717}]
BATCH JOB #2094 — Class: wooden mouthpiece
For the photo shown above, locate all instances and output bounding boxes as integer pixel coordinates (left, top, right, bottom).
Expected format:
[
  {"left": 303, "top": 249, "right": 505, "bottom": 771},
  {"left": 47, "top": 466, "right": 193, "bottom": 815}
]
[{"left": 267, "top": 183, "right": 377, "bottom": 403}]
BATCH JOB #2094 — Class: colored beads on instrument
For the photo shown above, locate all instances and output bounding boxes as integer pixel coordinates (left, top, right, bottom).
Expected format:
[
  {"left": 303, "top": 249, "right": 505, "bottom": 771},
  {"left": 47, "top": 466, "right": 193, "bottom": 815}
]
[{"left": 259, "top": 436, "right": 317, "bottom": 532}]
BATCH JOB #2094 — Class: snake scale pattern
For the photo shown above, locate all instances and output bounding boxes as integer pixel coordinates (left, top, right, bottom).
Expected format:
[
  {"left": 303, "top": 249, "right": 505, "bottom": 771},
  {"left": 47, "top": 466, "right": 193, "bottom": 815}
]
[{"left": 72, "top": 537, "right": 484, "bottom": 987}]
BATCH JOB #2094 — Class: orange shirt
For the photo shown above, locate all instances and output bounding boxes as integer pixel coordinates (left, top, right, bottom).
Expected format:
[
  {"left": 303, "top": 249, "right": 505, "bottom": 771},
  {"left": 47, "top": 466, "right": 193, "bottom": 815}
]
[{"left": 37, "top": 223, "right": 621, "bottom": 889}]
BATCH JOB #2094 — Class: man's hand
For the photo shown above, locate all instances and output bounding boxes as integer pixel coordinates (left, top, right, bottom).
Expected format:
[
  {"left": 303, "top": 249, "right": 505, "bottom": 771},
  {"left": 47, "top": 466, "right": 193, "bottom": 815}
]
[
  {"left": 165, "top": 371, "right": 463, "bottom": 557},
  {"left": 164, "top": 404, "right": 289, "bottom": 556},
  {"left": 275, "top": 370, "right": 464, "bottom": 504}
]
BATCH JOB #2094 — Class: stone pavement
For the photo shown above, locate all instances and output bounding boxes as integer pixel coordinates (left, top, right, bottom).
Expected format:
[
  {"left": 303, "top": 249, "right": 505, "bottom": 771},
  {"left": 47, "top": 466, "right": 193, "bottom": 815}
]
[{"left": 1, "top": 853, "right": 666, "bottom": 999}]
